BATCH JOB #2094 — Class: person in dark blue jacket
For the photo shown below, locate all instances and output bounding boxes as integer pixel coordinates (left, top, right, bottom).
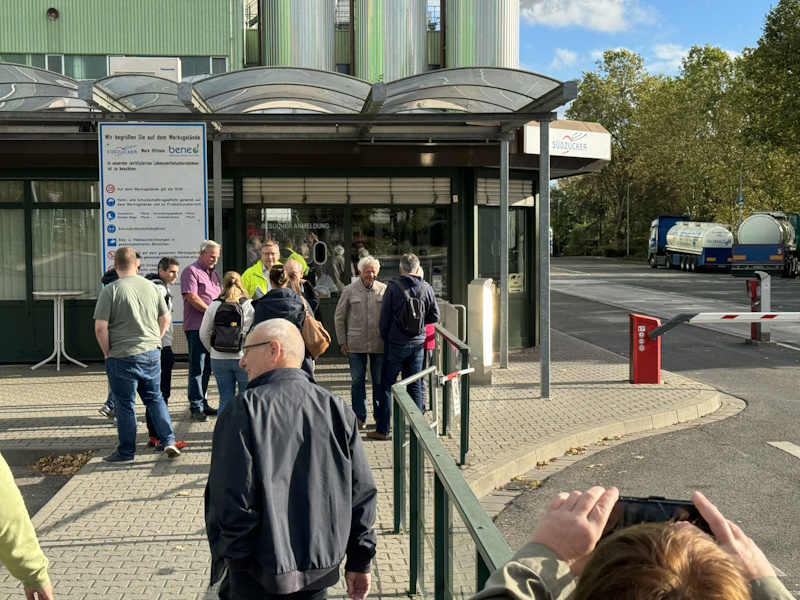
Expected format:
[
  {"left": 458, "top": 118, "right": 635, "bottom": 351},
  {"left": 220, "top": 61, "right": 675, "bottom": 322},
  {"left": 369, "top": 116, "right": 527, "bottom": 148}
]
[
  {"left": 368, "top": 253, "right": 439, "bottom": 440},
  {"left": 250, "top": 264, "right": 314, "bottom": 378}
]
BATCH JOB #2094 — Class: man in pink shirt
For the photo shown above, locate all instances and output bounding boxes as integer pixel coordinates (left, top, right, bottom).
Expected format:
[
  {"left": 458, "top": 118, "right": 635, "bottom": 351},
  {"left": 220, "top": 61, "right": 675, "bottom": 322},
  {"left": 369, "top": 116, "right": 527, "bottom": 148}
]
[{"left": 181, "top": 240, "right": 222, "bottom": 421}]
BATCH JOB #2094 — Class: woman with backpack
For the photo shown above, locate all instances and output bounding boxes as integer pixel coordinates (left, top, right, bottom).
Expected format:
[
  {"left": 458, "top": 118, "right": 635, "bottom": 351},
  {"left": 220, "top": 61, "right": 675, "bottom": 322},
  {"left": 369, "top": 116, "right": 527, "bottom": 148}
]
[
  {"left": 251, "top": 264, "right": 315, "bottom": 378},
  {"left": 200, "top": 271, "right": 254, "bottom": 415}
]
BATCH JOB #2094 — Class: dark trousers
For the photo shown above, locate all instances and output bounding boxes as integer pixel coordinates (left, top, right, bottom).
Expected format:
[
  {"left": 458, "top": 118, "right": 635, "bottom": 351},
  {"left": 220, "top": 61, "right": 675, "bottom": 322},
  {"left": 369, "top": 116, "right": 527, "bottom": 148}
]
[
  {"left": 186, "top": 329, "right": 211, "bottom": 413},
  {"left": 375, "top": 342, "right": 424, "bottom": 435},
  {"left": 146, "top": 345, "right": 175, "bottom": 439},
  {"left": 219, "top": 572, "right": 328, "bottom": 600}
]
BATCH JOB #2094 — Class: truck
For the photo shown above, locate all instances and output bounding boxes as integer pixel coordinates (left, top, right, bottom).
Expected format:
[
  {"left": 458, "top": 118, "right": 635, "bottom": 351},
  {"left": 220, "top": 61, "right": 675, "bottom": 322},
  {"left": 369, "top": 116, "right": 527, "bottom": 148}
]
[
  {"left": 648, "top": 216, "right": 733, "bottom": 272},
  {"left": 731, "top": 211, "right": 800, "bottom": 278}
]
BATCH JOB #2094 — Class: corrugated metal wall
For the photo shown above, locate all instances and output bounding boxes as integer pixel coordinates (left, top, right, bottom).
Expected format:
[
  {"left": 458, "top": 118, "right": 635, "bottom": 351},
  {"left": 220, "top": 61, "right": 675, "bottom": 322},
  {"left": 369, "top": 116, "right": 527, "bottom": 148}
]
[
  {"left": 354, "top": 0, "right": 427, "bottom": 83},
  {"left": 445, "top": 0, "right": 518, "bottom": 68},
  {"left": 335, "top": 30, "right": 350, "bottom": 66},
  {"left": 262, "top": 0, "right": 334, "bottom": 70},
  {"left": 0, "top": 0, "right": 245, "bottom": 68}
]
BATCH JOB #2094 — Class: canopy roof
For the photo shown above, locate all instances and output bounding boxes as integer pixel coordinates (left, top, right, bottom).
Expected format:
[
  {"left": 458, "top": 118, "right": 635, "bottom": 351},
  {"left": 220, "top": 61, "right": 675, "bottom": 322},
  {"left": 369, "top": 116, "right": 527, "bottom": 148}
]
[{"left": 0, "top": 63, "right": 576, "bottom": 142}]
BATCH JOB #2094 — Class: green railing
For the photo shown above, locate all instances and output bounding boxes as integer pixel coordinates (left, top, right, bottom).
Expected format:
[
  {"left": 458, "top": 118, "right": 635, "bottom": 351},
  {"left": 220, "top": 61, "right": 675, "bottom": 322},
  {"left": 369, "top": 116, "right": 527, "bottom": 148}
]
[
  {"left": 392, "top": 373, "right": 513, "bottom": 600},
  {"left": 432, "top": 322, "right": 471, "bottom": 466}
]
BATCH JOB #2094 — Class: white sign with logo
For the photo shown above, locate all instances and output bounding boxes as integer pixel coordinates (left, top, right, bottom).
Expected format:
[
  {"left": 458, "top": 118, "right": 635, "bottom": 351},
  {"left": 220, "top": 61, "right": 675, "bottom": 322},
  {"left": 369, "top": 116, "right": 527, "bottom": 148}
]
[
  {"left": 524, "top": 123, "right": 611, "bottom": 161},
  {"left": 98, "top": 122, "right": 207, "bottom": 323}
]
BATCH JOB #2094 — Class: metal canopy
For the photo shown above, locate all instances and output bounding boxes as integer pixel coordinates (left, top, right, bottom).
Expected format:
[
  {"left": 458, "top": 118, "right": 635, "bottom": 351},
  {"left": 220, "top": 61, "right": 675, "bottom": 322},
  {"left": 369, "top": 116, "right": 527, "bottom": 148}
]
[{"left": 0, "top": 63, "right": 578, "bottom": 143}]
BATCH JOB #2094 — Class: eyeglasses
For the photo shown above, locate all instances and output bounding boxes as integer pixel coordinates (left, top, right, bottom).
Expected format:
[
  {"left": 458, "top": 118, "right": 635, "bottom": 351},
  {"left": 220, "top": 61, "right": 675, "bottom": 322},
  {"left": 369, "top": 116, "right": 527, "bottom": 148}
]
[{"left": 241, "top": 340, "right": 273, "bottom": 357}]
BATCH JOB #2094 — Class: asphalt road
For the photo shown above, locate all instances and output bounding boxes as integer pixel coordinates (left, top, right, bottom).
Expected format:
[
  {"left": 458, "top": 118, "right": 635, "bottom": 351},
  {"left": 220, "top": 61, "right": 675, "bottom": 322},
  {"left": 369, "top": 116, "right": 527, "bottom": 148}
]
[{"left": 494, "top": 256, "right": 800, "bottom": 594}]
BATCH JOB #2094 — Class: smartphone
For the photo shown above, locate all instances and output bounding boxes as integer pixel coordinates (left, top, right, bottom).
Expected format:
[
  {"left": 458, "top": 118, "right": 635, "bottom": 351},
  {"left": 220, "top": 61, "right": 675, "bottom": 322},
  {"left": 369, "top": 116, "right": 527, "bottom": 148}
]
[{"left": 601, "top": 495, "right": 711, "bottom": 538}]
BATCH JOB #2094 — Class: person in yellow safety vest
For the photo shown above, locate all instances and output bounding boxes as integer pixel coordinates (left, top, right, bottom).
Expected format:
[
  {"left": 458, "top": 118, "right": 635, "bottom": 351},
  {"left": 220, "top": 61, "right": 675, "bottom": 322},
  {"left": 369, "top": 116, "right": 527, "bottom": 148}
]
[
  {"left": 242, "top": 240, "right": 281, "bottom": 298},
  {"left": 280, "top": 235, "right": 309, "bottom": 276}
]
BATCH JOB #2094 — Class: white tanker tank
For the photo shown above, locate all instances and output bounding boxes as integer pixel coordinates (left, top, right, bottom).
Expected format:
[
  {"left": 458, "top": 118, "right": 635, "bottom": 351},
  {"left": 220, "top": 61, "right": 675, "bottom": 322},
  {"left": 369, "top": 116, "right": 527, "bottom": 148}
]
[
  {"left": 737, "top": 211, "right": 796, "bottom": 248},
  {"left": 665, "top": 222, "right": 733, "bottom": 255}
]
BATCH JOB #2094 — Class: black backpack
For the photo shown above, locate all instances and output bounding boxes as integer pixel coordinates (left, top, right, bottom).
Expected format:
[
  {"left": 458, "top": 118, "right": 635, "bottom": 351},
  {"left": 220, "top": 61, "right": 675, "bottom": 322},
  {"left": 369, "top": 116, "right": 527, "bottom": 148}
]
[
  {"left": 211, "top": 297, "right": 247, "bottom": 353},
  {"left": 392, "top": 279, "right": 428, "bottom": 337}
]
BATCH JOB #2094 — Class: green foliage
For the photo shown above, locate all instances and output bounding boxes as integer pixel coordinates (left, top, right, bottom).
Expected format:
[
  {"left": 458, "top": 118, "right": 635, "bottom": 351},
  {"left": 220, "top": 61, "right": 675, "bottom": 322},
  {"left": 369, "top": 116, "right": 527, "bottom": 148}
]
[{"left": 558, "top": 5, "right": 800, "bottom": 255}]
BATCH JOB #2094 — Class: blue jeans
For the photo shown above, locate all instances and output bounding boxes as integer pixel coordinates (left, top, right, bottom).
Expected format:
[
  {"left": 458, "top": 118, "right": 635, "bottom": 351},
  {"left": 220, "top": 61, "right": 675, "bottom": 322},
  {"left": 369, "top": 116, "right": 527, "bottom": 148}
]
[
  {"left": 186, "top": 329, "right": 211, "bottom": 413},
  {"left": 348, "top": 352, "right": 383, "bottom": 423},
  {"left": 106, "top": 349, "right": 175, "bottom": 459},
  {"left": 211, "top": 358, "right": 249, "bottom": 414},
  {"left": 375, "top": 342, "right": 424, "bottom": 435},
  {"left": 146, "top": 345, "right": 175, "bottom": 438}
]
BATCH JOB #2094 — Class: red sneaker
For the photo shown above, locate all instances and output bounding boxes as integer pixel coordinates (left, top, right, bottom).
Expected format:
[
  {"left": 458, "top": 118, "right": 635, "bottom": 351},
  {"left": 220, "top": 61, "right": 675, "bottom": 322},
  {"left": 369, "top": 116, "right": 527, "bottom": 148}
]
[
  {"left": 155, "top": 440, "right": 187, "bottom": 451},
  {"left": 147, "top": 437, "right": 158, "bottom": 448}
]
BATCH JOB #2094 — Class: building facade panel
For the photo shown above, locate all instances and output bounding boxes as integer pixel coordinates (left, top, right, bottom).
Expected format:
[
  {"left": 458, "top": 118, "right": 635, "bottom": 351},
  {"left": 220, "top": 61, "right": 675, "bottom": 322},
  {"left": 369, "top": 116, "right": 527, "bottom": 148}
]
[
  {"left": 0, "top": 0, "right": 244, "bottom": 69},
  {"left": 445, "top": 0, "right": 519, "bottom": 68},
  {"left": 262, "top": 0, "right": 334, "bottom": 70}
]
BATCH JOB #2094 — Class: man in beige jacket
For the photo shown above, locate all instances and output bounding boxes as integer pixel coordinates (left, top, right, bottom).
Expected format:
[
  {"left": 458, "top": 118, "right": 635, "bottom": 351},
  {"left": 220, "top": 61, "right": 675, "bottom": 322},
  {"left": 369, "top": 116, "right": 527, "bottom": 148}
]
[{"left": 334, "top": 256, "right": 386, "bottom": 429}]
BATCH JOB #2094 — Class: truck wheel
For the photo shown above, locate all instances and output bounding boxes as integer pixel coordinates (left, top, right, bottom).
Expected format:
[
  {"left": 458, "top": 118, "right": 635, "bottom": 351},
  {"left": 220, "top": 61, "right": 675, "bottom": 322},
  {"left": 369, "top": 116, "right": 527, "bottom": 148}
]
[
  {"left": 667, "top": 254, "right": 675, "bottom": 270},
  {"left": 680, "top": 256, "right": 686, "bottom": 271},
  {"left": 649, "top": 255, "right": 657, "bottom": 268},
  {"left": 689, "top": 256, "right": 696, "bottom": 272}
]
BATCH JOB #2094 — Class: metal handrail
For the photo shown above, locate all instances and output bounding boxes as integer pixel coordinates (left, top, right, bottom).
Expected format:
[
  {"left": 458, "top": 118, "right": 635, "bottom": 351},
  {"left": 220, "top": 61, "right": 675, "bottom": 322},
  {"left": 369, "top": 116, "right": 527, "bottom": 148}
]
[
  {"left": 392, "top": 383, "right": 513, "bottom": 599},
  {"left": 434, "top": 322, "right": 470, "bottom": 465}
]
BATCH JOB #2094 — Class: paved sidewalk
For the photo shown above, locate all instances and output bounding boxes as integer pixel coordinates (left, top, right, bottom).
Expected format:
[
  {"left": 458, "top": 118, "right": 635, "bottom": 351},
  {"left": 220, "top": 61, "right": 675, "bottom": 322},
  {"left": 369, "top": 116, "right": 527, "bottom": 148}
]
[{"left": 0, "top": 331, "right": 724, "bottom": 599}]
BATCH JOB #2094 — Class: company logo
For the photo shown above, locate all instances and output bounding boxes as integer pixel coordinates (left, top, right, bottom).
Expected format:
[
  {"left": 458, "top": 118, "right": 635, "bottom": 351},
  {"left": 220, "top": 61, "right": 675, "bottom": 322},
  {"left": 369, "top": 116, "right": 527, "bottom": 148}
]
[
  {"left": 107, "top": 224, "right": 116, "bottom": 233},
  {"left": 106, "top": 197, "right": 115, "bottom": 207},
  {"left": 552, "top": 131, "right": 589, "bottom": 155},
  {"left": 108, "top": 145, "right": 138, "bottom": 156},
  {"left": 169, "top": 144, "right": 200, "bottom": 155}
]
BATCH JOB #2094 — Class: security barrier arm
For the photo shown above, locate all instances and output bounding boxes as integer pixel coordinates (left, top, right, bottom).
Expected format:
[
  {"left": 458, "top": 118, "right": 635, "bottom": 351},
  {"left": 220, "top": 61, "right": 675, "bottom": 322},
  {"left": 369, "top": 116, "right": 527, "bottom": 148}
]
[{"left": 648, "top": 312, "right": 800, "bottom": 340}]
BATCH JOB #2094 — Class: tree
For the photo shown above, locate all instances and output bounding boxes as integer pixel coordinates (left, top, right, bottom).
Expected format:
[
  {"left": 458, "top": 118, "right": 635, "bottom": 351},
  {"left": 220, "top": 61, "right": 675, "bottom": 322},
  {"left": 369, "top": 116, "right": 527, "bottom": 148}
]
[{"left": 561, "top": 49, "right": 661, "bottom": 253}]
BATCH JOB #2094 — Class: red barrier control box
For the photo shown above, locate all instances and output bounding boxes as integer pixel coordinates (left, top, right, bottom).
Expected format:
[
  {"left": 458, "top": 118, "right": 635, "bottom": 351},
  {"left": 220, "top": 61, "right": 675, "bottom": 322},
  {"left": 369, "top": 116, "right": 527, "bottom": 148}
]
[{"left": 629, "top": 313, "right": 661, "bottom": 384}]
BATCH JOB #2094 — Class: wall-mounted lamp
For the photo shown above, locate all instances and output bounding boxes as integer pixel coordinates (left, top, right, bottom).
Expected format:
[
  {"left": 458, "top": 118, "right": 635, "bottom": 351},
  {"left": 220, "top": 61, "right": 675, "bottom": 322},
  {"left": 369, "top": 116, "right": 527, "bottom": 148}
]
[{"left": 46, "top": 8, "right": 59, "bottom": 20}]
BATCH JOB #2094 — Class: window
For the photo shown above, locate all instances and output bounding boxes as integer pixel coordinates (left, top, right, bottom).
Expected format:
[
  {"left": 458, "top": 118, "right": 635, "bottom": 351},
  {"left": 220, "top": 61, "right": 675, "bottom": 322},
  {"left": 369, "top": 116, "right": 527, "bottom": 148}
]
[
  {"left": 64, "top": 55, "right": 108, "bottom": 80},
  {"left": 351, "top": 207, "right": 449, "bottom": 297},
  {"left": 31, "top": 182, "right": 100, "bottom": 297},
  {"left": 180, "top": 56, "right": 214, "bottom": 77},
  {"left": 211, "top": 57, "right": 228, "bottom": 74},
  {"left": 477, "top": 207, "right": 527, "bottom": 293},
  {"left": 245, "top": 207, "right": 346, "bottom": 297},
  {"left": 0, "top": 54, "right": 26, "bottom": 65},
  {"left": 30, "top": 55, "right": 46, "bottom": 69},
  {"left": 0, "top": 182, "right": 25, "bottom": 300},
  {"left": 336, "top": 63, "right": 351, "bottom": 75},
  {"left": 46, "top": 55, "right": 64, "bottom": 74}
]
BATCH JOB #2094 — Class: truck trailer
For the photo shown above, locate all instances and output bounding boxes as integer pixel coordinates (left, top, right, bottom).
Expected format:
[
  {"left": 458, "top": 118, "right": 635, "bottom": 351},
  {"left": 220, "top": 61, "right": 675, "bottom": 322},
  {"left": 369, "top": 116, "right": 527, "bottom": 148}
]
[
  {"left": 731, "top": 211, "right": 800, "bottom": 278},
  {"left": 648, "top": 216, "right": 733, "bottom": 271}
]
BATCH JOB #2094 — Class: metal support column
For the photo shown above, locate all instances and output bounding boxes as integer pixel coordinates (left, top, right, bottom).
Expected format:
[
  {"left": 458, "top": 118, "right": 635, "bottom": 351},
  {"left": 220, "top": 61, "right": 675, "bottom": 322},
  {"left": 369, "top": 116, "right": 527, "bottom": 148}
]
[
  {"left": 499, "top": 138, "right": 509, "bottom": 368},
  {"left": 212, "top": 138, "right": 223, "bottom": 277},
  {"left": 539, "top": 117, "right": 552, "bottom": 398}
]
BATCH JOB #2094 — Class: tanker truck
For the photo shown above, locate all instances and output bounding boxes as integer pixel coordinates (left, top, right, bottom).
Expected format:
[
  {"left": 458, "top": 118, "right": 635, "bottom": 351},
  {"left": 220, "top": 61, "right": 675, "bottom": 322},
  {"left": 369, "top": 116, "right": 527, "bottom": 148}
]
[
  {"left": 648, "top": 216, "right": 733, "bottom": 271},
  {"left": 731, "top": 211, "right": 800, "bottom": 278}
]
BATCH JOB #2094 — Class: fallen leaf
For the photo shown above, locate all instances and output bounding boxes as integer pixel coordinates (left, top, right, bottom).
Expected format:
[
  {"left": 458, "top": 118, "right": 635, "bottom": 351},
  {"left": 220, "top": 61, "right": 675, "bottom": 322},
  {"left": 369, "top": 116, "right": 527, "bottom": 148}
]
[
  {"left": 549, "top": 457, "right": 558, "bottom": 462},
  {"left": 174, "top": 491, "right": 191, "bottom": 497},
  {"left": 603, "top": 435, "right": 622, "bottom": 441},
  {"left": 566, "top": 446, "right": 586, "bottom": 455},
  {"left": 535, "top": 461, "right": 548, "bottom": 469},
  {"left": 510, "top": 475, "right": 527, "bottom": 481},
  {"left": 633, "top": 455, "right": 645, "bottom": 460},
  {"left": 30, "top": 451, "right": 96, "bottom": 476},
  {"left": 175, "top": 545, "right": 185, "bottom": 551},
  {"left": 529, "top": 480, "right": 542, "bottom": 488}
]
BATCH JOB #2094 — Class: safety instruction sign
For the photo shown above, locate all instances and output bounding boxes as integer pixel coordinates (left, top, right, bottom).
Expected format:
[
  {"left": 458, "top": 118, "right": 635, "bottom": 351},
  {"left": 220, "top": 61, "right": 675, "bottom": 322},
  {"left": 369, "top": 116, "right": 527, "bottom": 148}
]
[{"left": 98, "top": 123, "right": 207, "bottom": 322}]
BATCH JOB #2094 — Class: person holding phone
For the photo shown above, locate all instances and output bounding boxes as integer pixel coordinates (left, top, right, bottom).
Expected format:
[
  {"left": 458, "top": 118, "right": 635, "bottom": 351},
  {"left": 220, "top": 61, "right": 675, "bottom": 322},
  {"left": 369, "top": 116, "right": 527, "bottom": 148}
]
[{"left": 471, "top": 487, "right": 792, "bottom": 600}]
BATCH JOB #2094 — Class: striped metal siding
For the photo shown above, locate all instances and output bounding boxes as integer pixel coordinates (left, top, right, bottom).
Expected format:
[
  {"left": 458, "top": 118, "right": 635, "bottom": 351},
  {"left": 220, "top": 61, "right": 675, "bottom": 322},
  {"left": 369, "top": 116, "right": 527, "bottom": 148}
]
[
  {"left": 427, "top": 31, "right": 441, "bottom": 66},
  {"left": 242, "top": 177, "right": 451, "bottom": 205},
  {"left": 0, "top": 0, "right": 244, "bottom": 68},
  {"left": 335, "top": 30, "right": 351, "bottom": 66},
  {"left": 445, "top": 0, "right": 518, "bottom": 68},
  {"left": 263, "top": 0, "right": 334, "bottom": 70},
  {"left": 246, "top": 29, "right": 260, "bottom": 65},
  {"left": 355, "top": 0, "right": 427, "bottom": 83}
]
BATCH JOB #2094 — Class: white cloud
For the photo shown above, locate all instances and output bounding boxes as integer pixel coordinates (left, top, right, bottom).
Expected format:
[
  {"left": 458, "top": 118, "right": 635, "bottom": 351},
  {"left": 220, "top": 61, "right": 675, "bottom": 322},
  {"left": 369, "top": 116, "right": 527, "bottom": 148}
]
[
  {"left": 646, "top": 43, "right": 688, "bottom": 74},
  {"left": 521, "top": 0, "right": 656, "bottom": 33},
  {"left": 589, "top": 49, "right": 606, "bottom": 62},
  {"left": 550, "top": 48, "right": 578, "bottom": 70}
]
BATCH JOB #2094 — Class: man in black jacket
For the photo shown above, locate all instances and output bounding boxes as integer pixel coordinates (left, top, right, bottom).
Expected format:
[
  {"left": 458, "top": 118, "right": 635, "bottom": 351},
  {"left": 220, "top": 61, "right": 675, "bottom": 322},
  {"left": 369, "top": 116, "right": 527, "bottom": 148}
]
[{"left": 205, "top": 318, "right": 377, "bottom": 600}]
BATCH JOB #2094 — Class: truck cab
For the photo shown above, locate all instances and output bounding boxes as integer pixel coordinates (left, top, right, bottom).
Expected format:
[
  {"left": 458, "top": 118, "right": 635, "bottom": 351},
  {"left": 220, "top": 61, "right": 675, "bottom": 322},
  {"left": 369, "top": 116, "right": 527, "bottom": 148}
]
[{"left": 648, "top": 215, "right": 689, "bottom": 268}]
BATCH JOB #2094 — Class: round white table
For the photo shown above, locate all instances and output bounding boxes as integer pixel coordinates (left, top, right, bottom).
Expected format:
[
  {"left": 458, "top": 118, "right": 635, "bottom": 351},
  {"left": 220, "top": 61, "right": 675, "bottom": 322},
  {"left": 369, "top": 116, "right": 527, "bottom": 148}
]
[{"left": 31, "top": 291, "right": 88, "bottom": 371}]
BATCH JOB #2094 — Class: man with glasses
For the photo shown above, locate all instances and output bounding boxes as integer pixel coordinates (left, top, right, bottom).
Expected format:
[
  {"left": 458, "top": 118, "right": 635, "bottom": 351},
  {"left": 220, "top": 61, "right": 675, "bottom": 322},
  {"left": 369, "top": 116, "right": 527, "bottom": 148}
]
[
  {"left": 242, "top": 240, "right": 281, "bottom": 298},
  {"left": 206, "top": 319, "right": 377, "bottom": 600}
]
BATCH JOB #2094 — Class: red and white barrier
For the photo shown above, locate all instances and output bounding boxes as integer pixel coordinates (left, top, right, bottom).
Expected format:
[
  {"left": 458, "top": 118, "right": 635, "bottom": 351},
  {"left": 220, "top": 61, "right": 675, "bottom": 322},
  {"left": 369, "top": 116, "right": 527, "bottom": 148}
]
[{"left": 687, "top": 312, "right": 800, "bottom": 323}]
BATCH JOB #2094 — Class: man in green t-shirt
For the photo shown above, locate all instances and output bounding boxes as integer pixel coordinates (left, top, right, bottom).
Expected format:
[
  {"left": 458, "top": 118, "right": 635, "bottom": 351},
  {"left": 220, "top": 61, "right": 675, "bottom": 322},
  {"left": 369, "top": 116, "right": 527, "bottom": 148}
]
[{"left": 94, "top": 246, "right": 181, "bottom": 464}]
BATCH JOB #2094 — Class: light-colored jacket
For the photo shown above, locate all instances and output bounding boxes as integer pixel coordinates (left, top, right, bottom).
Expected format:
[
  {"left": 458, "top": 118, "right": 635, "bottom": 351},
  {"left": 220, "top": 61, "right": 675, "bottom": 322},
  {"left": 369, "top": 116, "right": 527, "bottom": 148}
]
[
  {"left": 334, "top": 279, "right": 387, "bottom": 354},
  {"left": 199, "top": 298, "right": 255, "bottom": 360}
]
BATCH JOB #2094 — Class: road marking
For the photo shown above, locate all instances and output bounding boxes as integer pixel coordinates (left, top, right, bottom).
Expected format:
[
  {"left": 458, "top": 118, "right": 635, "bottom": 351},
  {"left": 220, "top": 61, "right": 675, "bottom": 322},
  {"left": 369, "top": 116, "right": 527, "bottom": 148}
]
[{"left": 767, "top": 441, "right": 800, "bottom": 460}]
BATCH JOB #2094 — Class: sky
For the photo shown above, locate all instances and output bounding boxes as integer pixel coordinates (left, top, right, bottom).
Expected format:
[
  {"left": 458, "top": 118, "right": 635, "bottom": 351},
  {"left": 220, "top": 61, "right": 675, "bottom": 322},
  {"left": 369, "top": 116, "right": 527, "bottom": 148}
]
[{"left": 518, "top": 0, "right": 777, "bottom": 82}]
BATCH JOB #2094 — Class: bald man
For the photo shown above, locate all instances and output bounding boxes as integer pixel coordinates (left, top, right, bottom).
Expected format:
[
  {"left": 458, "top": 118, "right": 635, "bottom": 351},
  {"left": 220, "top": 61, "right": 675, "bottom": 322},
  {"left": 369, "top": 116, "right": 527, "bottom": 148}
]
[{"left": 206, "top": 319, "right": 377, "bottom": 600}]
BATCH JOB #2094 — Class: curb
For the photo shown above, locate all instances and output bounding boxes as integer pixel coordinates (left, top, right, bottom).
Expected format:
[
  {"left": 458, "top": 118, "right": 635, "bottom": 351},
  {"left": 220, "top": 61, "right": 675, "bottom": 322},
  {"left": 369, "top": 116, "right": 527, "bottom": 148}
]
[{"left": 466, "top": 390, "right": 723, "bottom": 500}]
